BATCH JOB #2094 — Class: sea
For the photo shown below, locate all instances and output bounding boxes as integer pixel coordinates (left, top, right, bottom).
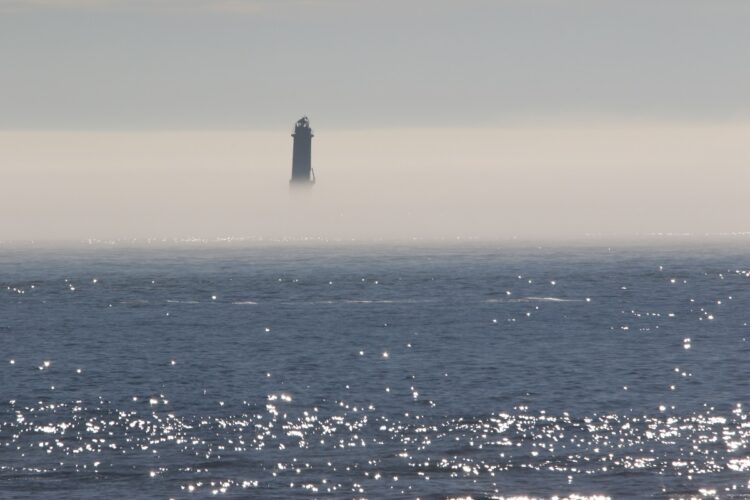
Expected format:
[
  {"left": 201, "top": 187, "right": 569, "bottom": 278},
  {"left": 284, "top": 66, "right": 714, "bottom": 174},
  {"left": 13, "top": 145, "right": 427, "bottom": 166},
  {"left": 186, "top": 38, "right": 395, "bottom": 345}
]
[{"left": 1, "top": 242, "right": 749, "bottom": 499}]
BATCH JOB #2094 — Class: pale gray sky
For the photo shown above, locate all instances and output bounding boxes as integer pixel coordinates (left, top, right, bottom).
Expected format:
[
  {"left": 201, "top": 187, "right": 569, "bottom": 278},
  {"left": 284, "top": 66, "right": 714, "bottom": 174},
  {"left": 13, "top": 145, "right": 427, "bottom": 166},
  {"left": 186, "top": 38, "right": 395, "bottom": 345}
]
[
  {"left": 1, "top": 1, "right": 749, "bottom": 242},
  {"left": 1, "top": 0, "right": 748, "bottom": 129}
]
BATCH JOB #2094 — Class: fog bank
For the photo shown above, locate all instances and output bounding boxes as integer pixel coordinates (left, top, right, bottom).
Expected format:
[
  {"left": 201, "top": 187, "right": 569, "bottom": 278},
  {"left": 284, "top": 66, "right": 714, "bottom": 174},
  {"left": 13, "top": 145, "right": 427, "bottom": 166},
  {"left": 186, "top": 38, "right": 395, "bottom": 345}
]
[{"left": 2, "top": 124, "right": 748, "bottom": 242}]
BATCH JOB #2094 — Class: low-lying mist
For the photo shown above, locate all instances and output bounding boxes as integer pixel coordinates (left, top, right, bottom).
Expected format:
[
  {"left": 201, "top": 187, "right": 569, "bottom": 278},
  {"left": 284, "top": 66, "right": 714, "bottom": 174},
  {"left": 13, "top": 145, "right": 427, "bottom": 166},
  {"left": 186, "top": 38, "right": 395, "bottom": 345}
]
[{"left": 2, "top": 124, "right": 748, "bottom": 243}]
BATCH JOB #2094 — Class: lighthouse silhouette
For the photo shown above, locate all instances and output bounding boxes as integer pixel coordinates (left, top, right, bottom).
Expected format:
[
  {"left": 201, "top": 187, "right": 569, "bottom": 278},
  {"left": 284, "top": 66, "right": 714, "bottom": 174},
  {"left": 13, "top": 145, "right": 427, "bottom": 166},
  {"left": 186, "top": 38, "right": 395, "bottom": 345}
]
[{"left": 290, "top": 116, "right": 315, "bottom": 188}]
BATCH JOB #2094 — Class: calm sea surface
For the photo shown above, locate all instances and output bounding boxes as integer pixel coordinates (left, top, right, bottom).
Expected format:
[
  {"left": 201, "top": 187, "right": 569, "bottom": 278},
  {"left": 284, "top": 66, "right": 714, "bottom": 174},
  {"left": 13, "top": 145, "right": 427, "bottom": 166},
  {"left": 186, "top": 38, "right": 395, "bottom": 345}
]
[{"left": 2, "top": 243, "right": 750, "bottom": 498}]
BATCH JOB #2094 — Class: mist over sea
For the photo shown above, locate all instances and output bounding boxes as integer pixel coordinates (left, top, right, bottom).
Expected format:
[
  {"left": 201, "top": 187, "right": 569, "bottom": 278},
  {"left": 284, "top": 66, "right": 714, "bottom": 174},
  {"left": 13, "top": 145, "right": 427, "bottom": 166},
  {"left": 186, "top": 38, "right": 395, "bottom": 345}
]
[{"left": 2, "top": 243, "right": 750, "bottom": 498}]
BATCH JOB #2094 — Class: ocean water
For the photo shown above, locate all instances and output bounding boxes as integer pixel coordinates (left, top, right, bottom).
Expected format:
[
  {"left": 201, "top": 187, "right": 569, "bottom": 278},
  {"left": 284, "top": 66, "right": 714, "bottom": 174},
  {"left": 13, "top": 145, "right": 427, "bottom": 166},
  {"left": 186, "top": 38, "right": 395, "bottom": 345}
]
[{"left": 2, "top": 243, "right": 750, "bottom": 499}]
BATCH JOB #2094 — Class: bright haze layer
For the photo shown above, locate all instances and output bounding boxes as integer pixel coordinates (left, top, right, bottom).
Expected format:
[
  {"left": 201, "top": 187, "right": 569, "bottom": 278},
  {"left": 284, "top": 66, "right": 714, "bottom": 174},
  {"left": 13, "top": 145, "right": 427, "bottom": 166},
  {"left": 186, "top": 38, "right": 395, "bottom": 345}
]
[{"left": 1, "top": 0, "right": 748, "bottom": 243}]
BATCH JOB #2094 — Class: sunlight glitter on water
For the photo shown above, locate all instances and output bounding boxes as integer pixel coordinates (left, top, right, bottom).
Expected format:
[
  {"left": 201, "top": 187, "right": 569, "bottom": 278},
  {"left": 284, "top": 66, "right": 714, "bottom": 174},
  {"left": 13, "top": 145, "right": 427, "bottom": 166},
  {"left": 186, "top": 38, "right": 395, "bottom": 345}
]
[
  {"left": 4, "top": 246, "right": 750, "bottom": 497},
  {"left": 3, "top": 396, "right": 750, "bottom": 497}
]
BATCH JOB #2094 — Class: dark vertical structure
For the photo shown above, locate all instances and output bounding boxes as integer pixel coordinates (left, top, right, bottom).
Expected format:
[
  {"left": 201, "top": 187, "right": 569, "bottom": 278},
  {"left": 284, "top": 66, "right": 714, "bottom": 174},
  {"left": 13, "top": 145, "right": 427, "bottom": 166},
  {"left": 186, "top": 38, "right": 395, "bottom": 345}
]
[{"left": 290, "top": 116, "right": 315, "bottom": 187}]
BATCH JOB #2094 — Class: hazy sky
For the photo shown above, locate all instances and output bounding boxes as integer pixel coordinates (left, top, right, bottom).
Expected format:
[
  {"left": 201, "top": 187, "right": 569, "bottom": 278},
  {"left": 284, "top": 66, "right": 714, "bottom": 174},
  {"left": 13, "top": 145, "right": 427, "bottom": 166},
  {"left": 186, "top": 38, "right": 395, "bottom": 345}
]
[
  {"left": 2, "top": 0, "right": 749, "bottom": 129},
  {"left": 1, "top": 1, "right": 749, "bottom": 241}
]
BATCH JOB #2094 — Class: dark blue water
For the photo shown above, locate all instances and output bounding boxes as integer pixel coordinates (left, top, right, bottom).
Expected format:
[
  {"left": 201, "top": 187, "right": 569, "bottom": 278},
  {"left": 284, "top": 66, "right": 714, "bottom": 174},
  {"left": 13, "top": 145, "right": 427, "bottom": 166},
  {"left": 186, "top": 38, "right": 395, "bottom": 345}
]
[{"left": 2, "top": 244, "right": 750, "bottom": 498}]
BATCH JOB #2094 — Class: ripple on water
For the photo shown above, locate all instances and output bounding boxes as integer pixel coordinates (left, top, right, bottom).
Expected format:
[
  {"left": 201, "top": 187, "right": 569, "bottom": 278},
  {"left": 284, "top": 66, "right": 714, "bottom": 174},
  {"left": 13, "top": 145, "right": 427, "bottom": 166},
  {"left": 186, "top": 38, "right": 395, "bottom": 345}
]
[{"left": 2, "top": 398, "right": 749, "bottom": 497}]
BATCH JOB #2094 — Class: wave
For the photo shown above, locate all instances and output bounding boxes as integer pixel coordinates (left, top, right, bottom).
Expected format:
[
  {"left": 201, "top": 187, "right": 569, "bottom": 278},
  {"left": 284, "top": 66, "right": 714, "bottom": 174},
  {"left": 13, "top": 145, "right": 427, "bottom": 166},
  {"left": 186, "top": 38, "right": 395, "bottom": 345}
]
[
  {"left": 279, "top": 299, "right": 432, "bottom": 305},
  {"left": 486, "top": 297, "right": 582, "bottom": 303},
  {"left": 522, "top": 296, "right": 582, "bottom": 302}
]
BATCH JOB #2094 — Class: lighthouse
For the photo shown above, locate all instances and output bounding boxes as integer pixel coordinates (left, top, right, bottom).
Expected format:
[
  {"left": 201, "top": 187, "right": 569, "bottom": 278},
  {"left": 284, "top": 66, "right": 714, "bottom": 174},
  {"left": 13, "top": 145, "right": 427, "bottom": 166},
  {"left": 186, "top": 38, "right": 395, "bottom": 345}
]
[{"left": 290, "top": 116, "right": 315, "bottom": 187}]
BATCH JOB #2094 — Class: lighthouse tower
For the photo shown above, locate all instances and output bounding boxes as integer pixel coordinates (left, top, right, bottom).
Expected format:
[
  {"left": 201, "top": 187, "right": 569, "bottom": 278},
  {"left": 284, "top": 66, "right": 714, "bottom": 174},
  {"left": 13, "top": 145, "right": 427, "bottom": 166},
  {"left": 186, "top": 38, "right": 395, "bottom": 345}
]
[{"left": 290, "top": 116, "right": 315, "bottom": 187}]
